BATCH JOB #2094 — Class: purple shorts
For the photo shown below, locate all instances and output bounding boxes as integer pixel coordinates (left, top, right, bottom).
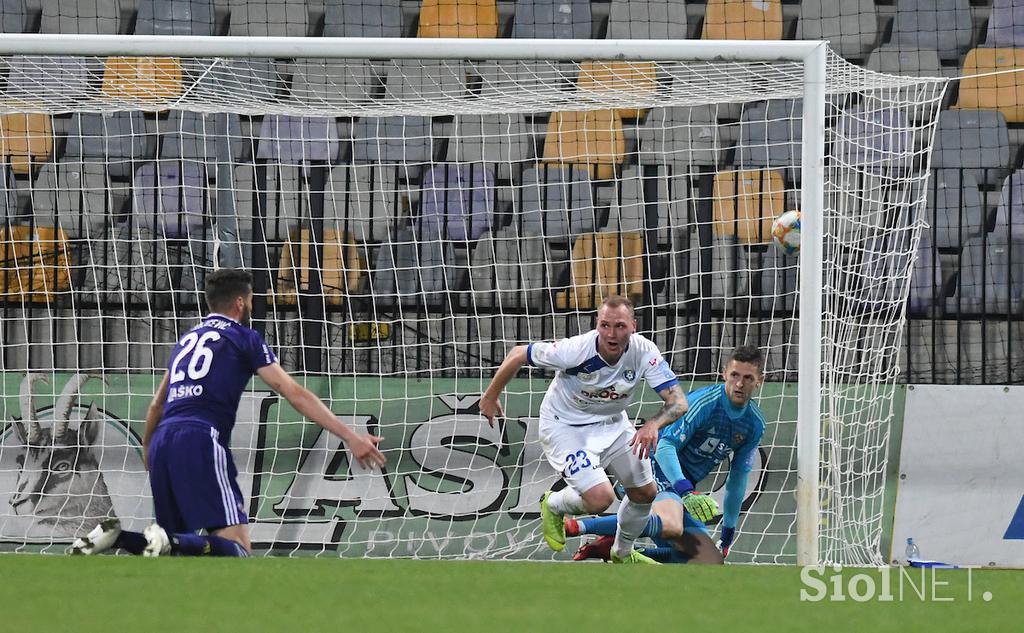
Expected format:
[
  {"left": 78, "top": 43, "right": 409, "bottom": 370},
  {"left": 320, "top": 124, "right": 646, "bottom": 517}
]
[{"left": 148, "top": 421, "right": 248, "bottom": 533}]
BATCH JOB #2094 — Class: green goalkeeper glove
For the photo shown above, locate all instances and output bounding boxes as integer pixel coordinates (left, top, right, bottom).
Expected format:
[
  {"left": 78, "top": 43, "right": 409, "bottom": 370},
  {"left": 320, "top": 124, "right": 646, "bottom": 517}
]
[{"left": 682, "top": 492, "right": 719, "bottom": 523}]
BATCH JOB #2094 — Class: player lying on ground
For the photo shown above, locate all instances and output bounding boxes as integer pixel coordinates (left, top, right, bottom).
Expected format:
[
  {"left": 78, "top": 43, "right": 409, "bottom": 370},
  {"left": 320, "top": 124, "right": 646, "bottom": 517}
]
[
  {"left": 72, "top": 268, "right": 386, "bottom": 557},
  {"left": 568, "top": 345, "right": 766, "bottom": 564},
  {"left": 481, "top": 296, "right": 687, "bottom": 564}
]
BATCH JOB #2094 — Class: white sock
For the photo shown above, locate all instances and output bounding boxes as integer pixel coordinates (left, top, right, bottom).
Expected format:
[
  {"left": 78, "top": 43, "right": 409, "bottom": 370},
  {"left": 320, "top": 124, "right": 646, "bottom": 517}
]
[
  {"left": 612, "top": 497, "right": 652, "bottom": 559},
  {"left": 546, "top": 487, "right": 586, "bottom": 516}
]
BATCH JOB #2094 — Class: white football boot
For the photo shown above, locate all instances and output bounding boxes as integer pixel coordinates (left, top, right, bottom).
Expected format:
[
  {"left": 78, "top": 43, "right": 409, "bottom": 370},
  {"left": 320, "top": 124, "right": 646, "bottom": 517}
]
[
  {"left": 143, "top": 524, "right": 171, "bottom": 557},
  {"left": 70, "top": 518, "right": 122, "bottom": 555}
]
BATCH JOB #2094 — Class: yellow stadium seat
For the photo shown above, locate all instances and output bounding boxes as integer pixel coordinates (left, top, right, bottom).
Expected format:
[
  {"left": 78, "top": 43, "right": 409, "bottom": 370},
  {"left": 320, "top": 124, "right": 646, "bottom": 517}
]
[
  {"left": 577, "top": 61, "right": 658, "bottom": 119},
  {"left": 702, "top": 0, "right": 783, "bottom": 40},
  {"left": 542, "top": 110, "right": 626, "bottom": 180},
  {"left": 0, "top": 111, "right": 53, "bottom": 174},
  {"left": 0, "top": 225, "right": 71, "bottom": 302},
  {"left": 275, "top": 228, "right": 366, "bottom": 306},
  {"left": 417, "top": 0, "right": 498, "bottom": 38},
  {"left": 956, "top": 48, "right": 1024, "bottom": 122},
  {"left": 712, "top": 169, "right": 785, "bottom": 243},
  {"left": 101, "top": 56, "right": 183, "bottom": 102},
  {"left": 556, "top": 231, "right": 643, "bottom": 309}
]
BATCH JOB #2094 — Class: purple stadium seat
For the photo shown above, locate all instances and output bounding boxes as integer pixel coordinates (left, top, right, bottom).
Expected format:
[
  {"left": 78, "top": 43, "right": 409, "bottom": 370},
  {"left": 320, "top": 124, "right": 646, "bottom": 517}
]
[
  {"left": 984, "top": 0, "right": 1024, "bottom": 47},
  {"left": 132, "top": 161, "right": 205, "bottom": 237},
  {"left": 419, "top": 164, "right": 494, "bottom": 241}
]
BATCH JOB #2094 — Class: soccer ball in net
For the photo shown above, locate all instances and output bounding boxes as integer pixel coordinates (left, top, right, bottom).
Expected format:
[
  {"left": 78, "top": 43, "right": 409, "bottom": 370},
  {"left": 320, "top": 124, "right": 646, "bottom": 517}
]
[{"left": 770, "top": 210, "right": 801, "bottom": 256}]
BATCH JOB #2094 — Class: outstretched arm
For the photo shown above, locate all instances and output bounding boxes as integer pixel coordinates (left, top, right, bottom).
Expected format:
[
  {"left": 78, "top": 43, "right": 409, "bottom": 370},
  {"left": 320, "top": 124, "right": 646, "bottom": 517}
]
[
  {"left": 480, "top": 344, "right": 528, "bottom": 427},
  {"left": 630, "top": 384, "right": 686, "bottom": 459},
  {"left": 257, "top": 363, "right": 386, "bottom": 469},
  {"left": 142, "top": 372, "right": 170, "bottom": 470},
  {"left": 719, "top": 445, "right": 756, "bottom": 557}
]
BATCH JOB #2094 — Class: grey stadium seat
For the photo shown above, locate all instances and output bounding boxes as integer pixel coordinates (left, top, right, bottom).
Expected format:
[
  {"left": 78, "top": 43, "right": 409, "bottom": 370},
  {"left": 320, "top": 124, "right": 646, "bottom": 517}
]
[
  {"left": 606, "top": 0, "right": 686, "bottom": 39},
  {"left": 638, "top": 105, "right": 721, "bottom": 173},
  {"left": 134, "top": 0, "right": 213, "bottom": 35},
  {"left": 0, "top": 0, "right": 24, "bottom": 32},
  {"left": 889, "top": 0, "right": 973, "bottom": 63},
  {"left": 736, "top": 99, "right": 803, "bottom": 175},
  {"left": 946, "top": 233, "right": 1024, "bottom": 316},
  {"left": 228, "top": 0, "right": 308, "bottom": 36},
  {"left": 520, "top": 165, "right": 596, "bottom": 238},
  {"left": 39, "top": 0, "right": 119, "bottom": 34},
  {"left": 983, "top": 0, "right": 1024, "bottom": 48},
  {"left": 931, "top": 109, "right": 1011, "bottom": 187},
  {"left": 925, "top": 169, "right": 984, "bottom": 251},
  {"left": 796, "top": 0, "right": 878, "bottom": 62},
  {"left": 323, "top": 0, "right": 402, "bottom": 37},
  {"left": 512, "top": 0, "right": 591, "bottom": 39}
]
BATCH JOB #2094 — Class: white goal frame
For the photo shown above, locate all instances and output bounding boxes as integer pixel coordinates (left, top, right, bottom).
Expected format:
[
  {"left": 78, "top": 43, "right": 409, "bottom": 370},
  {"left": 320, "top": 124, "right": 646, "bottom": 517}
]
[{"left": 0, "top": 34, "right": 828, "bottom": 565}]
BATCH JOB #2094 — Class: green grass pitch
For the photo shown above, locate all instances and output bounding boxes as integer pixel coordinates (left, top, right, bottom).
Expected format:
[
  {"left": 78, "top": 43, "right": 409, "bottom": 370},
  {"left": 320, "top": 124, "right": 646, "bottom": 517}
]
[{"left": 0, "top": 556, "right": 1019, "bottom": 633}]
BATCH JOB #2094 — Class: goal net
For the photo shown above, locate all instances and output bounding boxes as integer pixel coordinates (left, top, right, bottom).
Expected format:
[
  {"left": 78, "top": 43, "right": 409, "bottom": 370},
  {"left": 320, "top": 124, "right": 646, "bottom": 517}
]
[{"left": 0, "top": 38, "right": 946, "bottom": 565}]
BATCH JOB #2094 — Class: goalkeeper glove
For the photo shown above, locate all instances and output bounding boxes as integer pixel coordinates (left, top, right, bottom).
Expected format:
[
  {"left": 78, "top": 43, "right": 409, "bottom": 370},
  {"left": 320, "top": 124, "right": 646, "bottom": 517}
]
[
  {"left": 672, "top": 478, "right": 719, "bottom": 522},
  {"left": 719, "top": 526, "right": 736, "bottom": 558}
]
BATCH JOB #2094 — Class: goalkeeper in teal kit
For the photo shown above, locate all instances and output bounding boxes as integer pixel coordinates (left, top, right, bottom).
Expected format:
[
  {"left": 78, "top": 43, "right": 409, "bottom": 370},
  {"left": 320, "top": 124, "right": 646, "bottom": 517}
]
[{"left": 567, "top": 345, "right": 766, "bottom": 563}]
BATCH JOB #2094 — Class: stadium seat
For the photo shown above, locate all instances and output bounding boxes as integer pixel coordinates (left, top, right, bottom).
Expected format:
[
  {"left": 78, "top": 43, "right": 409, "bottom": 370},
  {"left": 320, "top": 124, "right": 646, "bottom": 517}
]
[
  {"left": 946, "top": 233, "right": 1024, "bottom": 315},
  {"left": 350, "top": 116, "right": 436, "bottom": 169},
  {"left": 611, "top": 164, "right": 688, "bottom": 244},
  {"left": 796, "top": 0, "right": 878, "bottom": 62},
  {"left": 475, "top": 59, "right": 577, "bottom": 98},
  {"left": 101, "top": 56, "right": 184, "bottom": 102},
  {"left": 290, "top": 58, "right": 381, "bottom": 105},
  {"left": 701, "top": 0, "right": 783, "bottom": 41},
  {"left": 520, "top": 164, "right": 596, "bottom": 238},
  {"left": 555, "top": 231, "right": 643, "bottom": 310},
  {"left": 323, "top": 0, "right": 402, "bottom": 37},
  {"left": 735, "top": 99, "right": 803, "bottom": 176},
  {"left": 64, "top": 111, "right": 148, "bottom": 179},
  {"left": 383, "top": 60, "right": 467, "bottom": 101},
  {"left": 992, "top": 168, "right": 1024, "bottom": 237},
  {"left": 637, "top": 105, "right": 720, "bottom": 173},
  {"left": 30, "top": 163, "right": 111, "bottom": 235},
  {"left": 274, "top": 228, "right": 366, "bottom": 306},
  {"left": 5, "top": 55, "right": 100, "bottom": 105},
  {"left": 576, "top": 61, "right": 658, "bottom": 119},
  {"left": 371, "top": 225, "right": 456, "bottom": 307},
  {"left": 864, "top": 45, "right": 946, "bottom": 78},
  {"left": 464, "top": 228, "right": 550, "bottom": 308},
  {"left": 0, "top": 0, "right": 24, "bottom": 32},
  {"left": 711, "top": 169, "right": 785, "bottom": 244},
  {"left": 417, "top": 0, "right": 497, "bottom": 38},
  {"left": 199, "top": 59, "right": 285, "bottom": 103},
  {"left": 134, "top": 0, "right": 214, "bottom": 35},
  {"left": 419, "top": 164, "right": 494, "bottom": 242},
  {"left": 925, "top": 169, "right": 984, "bottom": 251},
  {"left": 834, "top": 102, "right": 913, "bottom": 172},
  {"left": 160, "top": 110, "right": 243, "bottom": 168},
  {"left": 889, "top": 0, "right": 973, "bottom": 63},
  {"left": 227, "top": 0, "right": 308, "bottom": 36},
  {"left": 0, "top": 224, "right": 72, "bottom": 303},
  {"left": 982, "top": 0, "right": 1024, "bottom": 48},
  {"left": 132, "top": 161, "right": 206, "bottom": 237},
  {"left": 541, "top": 109, "right": 625, "bottom": 180},
  {"left": 0, "top": 111, "right": 53, "bottom": 174},
  {"left": 606, "top": 0, "right": 686, "bottom": 39},
  {"left": 748, "top": 245, "right": 798, "bottom": 314},
  {"left": 257, "top": 115, "right": 340, "bottom": 164},
  {"left": 512, "top": 0, "right": 591, "bottom": 39},
  {"left": 956, "top": 48, "right": 1024, "bottom": 123},
  {"left": 324, "top": 164, "right": 404, "bottom": 243},
  {"left": 447, "top": 114, "right": 531, "bottom": 180},
  {"left": 0, "top": 163, "right": 16, "bottom": 216},
  {"left": 909, "top": 227, "right": 943, "bottom": 317},
  {"left": 931, "top": 109, "right": 1011, "bottom": 187},
  {"left": 39, "top": 0, "right": 119, "bottom": 34}
]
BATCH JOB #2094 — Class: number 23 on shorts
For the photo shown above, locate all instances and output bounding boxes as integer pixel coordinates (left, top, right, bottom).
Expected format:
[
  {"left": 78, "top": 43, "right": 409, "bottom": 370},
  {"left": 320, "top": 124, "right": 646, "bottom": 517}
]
[{"left": 564, "top": 450, "right": 592, "bottom": 476}]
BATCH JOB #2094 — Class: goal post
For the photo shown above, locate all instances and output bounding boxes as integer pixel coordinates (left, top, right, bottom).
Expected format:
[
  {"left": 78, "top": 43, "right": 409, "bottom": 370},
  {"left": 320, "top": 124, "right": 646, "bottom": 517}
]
[{"left": 0, "top": 35, "right": 946, "bottom": 565}]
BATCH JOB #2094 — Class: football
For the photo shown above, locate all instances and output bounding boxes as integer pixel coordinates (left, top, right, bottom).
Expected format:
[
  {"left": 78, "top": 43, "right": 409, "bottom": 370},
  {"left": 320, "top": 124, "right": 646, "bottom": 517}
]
[{"left": 771, "top": 210, "right": 801, "bottom": 256}]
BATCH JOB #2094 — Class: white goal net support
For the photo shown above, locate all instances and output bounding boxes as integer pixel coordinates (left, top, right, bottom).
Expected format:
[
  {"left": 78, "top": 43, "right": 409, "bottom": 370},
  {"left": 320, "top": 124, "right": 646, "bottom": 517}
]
[{"left": 0, "top": 36, "right": 946, "bottom": 565}]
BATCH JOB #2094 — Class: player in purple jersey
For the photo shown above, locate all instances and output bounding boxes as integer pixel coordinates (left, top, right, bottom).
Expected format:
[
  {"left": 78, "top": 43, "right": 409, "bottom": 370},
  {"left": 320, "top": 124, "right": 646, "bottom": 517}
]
[{"left": 71, "top": 269, "right": 386, "bottom": 557}]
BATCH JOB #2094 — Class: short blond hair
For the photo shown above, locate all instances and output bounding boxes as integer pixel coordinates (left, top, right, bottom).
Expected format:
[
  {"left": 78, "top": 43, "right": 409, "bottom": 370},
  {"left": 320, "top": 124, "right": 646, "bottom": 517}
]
[{"left": 599, "top": 295, "right": 635, "bottom": 318}]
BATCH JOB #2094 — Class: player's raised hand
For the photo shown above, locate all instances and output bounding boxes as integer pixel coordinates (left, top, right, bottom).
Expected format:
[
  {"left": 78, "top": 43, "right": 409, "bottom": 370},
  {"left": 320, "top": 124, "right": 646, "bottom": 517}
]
[
  {"left": 479, "top": 393, "right": 504, "bottom": 428},
  {"left": 350, "top": 434, "right": 387, "bottom": 469},
  {"left": 629, "top": 420, "right": 660, "bottom": 459}
]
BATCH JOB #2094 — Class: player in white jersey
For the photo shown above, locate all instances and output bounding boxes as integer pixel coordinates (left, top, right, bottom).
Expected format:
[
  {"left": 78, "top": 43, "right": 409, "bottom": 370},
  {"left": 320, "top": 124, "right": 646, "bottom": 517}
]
[{"left": 481, "top": 296, "right": 687, "bottom": 564}]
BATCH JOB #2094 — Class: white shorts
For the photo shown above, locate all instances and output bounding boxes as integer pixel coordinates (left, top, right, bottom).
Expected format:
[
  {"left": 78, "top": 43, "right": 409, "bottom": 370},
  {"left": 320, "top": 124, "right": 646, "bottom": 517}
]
[{"left": 538, "top": 415, "right": 655, "bottom": 495}]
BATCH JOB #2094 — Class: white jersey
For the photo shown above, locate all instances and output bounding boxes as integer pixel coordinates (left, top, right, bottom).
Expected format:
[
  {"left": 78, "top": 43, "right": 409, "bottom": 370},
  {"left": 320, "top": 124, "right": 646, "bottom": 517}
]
[{"left": 528, "top": 330, "right": 678, "bottom": 426}]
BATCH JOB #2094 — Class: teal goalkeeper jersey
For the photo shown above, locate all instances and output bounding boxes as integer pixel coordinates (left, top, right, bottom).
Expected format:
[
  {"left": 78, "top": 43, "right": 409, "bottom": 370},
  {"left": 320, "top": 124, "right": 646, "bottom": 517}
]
[{"left": 653, "top": 383, "right": 766, "bottom": 487}]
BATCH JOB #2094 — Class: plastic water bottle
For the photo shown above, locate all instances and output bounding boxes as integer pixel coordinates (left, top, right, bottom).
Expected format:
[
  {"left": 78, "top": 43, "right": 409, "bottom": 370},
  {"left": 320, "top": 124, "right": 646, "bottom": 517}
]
[{"left": 905, "top": 537, "right": 920, "bottom": 562}]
